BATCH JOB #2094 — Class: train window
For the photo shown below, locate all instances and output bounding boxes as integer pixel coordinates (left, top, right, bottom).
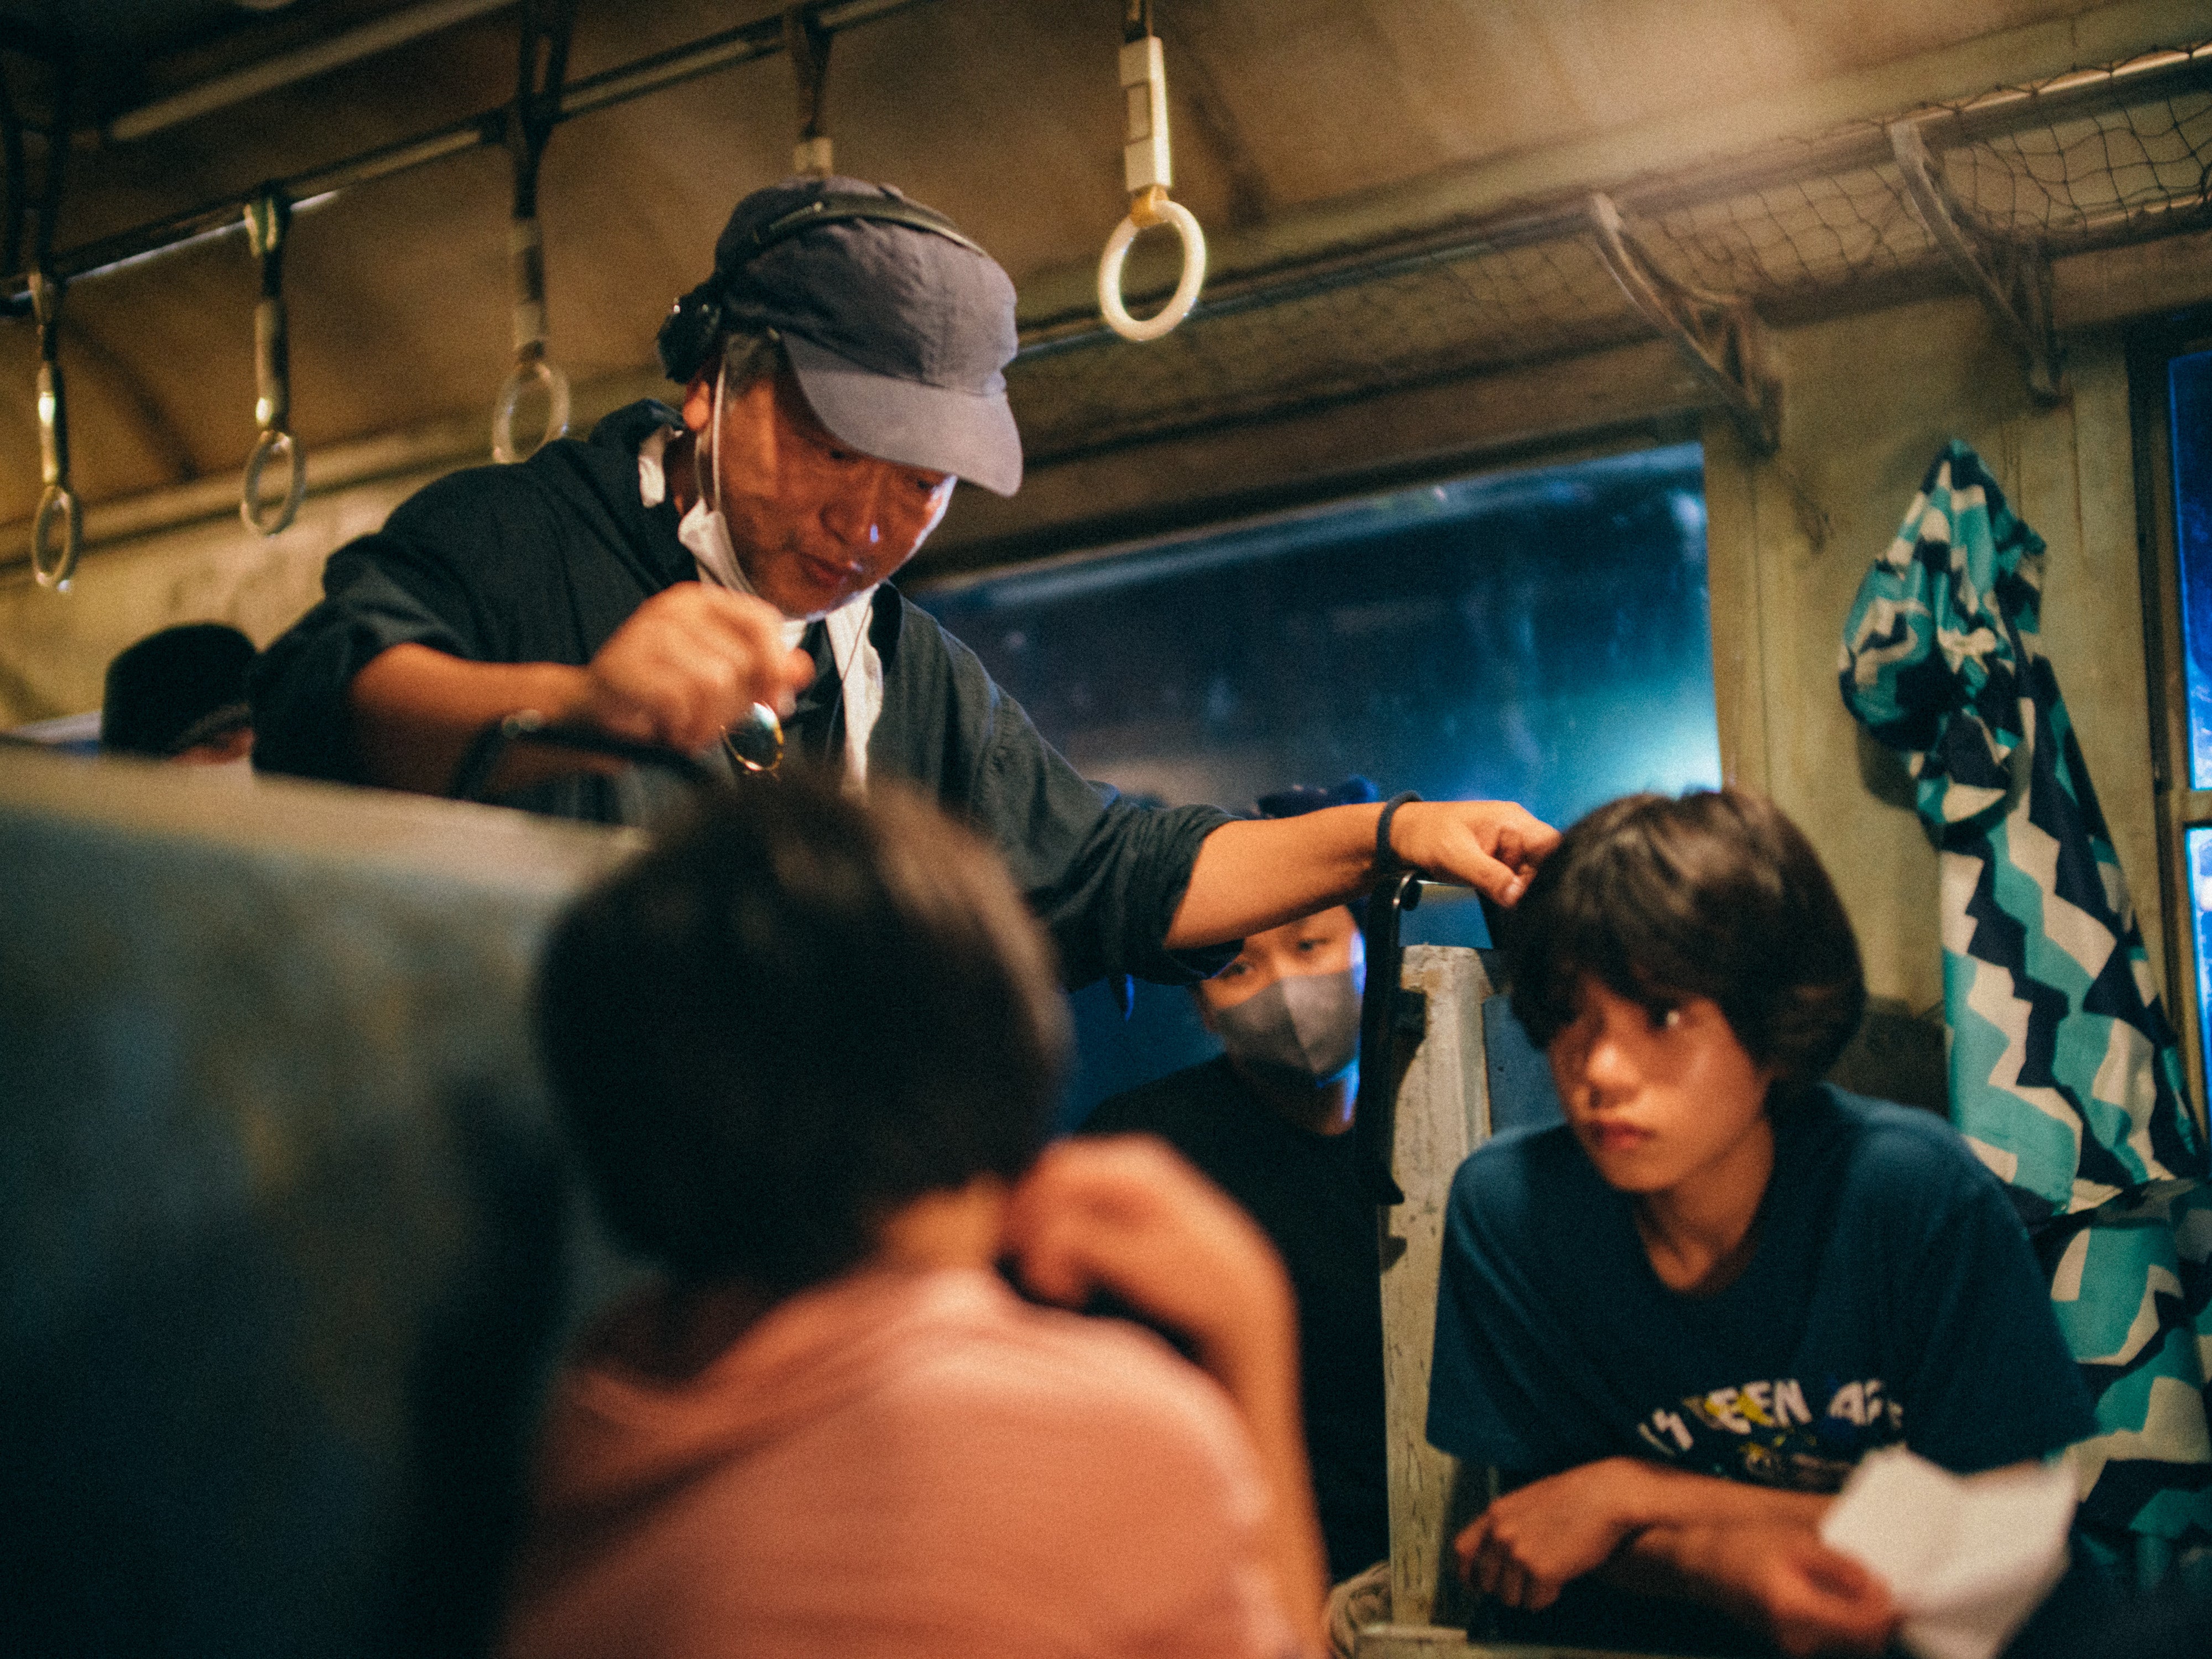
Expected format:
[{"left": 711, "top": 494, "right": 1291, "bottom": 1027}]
[
  {"left": 2136, "top": 317, "right": 2212, "bottom": 1128},
  {"left": 2171, "top": 348, "right": 2212, "bottom": 790},
  {"left": 915, "top": 440, "right": 1720, "bottom": 1118},
  {"left": 2189, "top": 828, "right": 2212, "bottom": 1093}
]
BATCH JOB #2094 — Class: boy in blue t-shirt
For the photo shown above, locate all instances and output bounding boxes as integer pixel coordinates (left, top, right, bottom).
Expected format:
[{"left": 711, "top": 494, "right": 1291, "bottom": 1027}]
[{"left": 1427, "top": 787, "right": 2095, "bottom": 1657}]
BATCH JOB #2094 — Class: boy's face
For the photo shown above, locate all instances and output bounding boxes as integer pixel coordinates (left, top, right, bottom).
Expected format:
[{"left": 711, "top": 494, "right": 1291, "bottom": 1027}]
[
  {"left": 1193, "top": 904, "right": 1363, "bottom": 1018},
  {"left": 1546, "top": 977, "right": 1777, "bottom": 1201}
]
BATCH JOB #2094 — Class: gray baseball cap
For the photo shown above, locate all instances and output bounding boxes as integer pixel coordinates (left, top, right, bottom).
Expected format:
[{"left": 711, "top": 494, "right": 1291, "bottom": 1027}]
[{"left": 666, "top": 176, "right": 1023, "bottom": 496}]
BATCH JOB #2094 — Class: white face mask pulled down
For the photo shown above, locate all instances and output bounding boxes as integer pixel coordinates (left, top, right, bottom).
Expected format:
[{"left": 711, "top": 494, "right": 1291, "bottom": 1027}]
[{"left": 641, "top": 360, "right": 883, "bottom": 787}]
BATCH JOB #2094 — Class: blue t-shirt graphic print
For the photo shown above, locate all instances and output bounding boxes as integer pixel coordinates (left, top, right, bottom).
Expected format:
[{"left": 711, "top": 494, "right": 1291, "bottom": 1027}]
[{"left": 1634, "top": 1368, "right": 1901, "bottom": 1492}]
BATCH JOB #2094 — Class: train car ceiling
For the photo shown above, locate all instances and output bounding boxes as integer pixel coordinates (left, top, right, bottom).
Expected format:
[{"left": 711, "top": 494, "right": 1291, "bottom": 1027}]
[
  {"left": 0, "top": 1, "right": 2203, "bottom": 555},
  {"left": 0, "top": 2, "right": 2204, "bottom": 1038}
]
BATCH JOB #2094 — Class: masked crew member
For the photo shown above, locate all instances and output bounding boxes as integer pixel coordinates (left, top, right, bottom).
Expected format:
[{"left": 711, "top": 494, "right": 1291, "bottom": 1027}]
[
  {"left": 1086, "top": 779, "right": 1386, "bottom": 1582},
  {"left": 250, "top": 176, "right": 1554, "bottom": 988}
]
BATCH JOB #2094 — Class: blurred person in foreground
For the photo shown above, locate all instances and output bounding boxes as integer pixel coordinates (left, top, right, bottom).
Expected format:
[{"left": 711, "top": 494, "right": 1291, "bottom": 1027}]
[{"left": 502, "top": 772, "right": 1329, "bottom": 1659}]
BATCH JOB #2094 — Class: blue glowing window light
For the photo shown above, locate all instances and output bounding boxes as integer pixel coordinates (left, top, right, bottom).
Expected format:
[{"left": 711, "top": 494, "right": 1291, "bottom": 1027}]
[
  {"left": 917, "top": 443, "right": 1720, "bottom": 1121},
  {"left": 2167, "top": 348, "right": 2212, "bottom": 788}
]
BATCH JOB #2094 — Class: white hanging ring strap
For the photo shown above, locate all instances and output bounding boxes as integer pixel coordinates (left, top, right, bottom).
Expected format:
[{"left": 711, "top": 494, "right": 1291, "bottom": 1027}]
[
  {"left": 29, "top": 271, "right": 82, "bottom": 589},
  {"left": 31, "top": 484, "right": 82, "bottom": 592},
  {"left": 242, "top": 428, "right": 307, "bottom": 537},
  {"left": 240, "top": 189, "right": 306, "bottom": 535},
  {"left": 491, "top": 215, "right": 571, "bottom": 471},
  {"left": 491, "top": 216, "right": 570, "bottom": 463},
  {"left": 1098, "top": 189, "right": 1207, "bottom": 343},
  {"left": 492, "top": 340, "right": 571, "bottom": 465},
  {"left": 492, "top": 3, "right": 574, "bottom": 464},
  {"left": 1097, "top": 22, "right": 1204, "bottom": 343}
]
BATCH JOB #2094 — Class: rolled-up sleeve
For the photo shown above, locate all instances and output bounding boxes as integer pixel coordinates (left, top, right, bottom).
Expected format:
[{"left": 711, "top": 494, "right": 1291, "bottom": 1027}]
[{"left": 248, "top": 523, "right": 484, "bottom": 785}]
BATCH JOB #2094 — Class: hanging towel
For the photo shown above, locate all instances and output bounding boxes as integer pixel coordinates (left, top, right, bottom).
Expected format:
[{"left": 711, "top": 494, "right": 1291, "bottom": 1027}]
[{"left": 1840, "top": 439, "right": 2211, "bottom": 1564}]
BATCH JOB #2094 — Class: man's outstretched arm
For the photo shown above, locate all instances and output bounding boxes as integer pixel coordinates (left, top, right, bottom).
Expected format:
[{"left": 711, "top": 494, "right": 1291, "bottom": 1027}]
[{"left": 1165, "top": 799, "right": 1559, "bottom": 950}]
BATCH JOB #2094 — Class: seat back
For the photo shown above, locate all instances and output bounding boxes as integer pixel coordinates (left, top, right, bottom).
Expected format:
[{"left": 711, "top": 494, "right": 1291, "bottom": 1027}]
[{"left": 0, "top": 748, "right": 637, "bottom": 1659}]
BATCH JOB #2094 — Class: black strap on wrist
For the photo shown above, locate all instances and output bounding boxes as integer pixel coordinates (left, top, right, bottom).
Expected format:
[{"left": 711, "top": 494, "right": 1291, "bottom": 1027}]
[{"left": 1375, "top": 790, "right": 1421, "bottom": 874}]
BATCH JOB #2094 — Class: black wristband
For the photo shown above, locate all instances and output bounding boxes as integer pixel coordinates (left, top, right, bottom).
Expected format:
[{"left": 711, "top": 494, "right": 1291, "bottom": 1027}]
[{"left": 1375, "top": 790, "right": 1421, "bottom": 874}]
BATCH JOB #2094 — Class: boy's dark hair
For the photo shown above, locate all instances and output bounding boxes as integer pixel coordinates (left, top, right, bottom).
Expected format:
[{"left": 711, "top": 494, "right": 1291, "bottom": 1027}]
[
  {"left": 102, "top": 622, "right": 255, "bottom": 757},
  {"left": 536, "top": 773, "right": 1069, "bottom": 1295},
  {"left": 1508, "top": 787, "right": 1865, "bottom": 1092}
]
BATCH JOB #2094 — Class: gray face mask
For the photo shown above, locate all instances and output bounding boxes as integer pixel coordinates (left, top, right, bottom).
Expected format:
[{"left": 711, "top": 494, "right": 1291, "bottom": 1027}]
[{"left": 1212, "top": 966, "right": 1364, "bottom": 1087}]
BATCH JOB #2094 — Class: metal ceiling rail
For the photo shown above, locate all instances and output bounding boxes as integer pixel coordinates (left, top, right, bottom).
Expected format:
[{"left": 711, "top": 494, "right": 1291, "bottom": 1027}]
[
  {"left": 103, "top": 0, "right": 520, "bottom": 145},
  {"left": 1015, "top": 39, "right": 2212, "bottom": 360},
  {"left": 0, "top": 0, "right": 935, "bottom": 312}
]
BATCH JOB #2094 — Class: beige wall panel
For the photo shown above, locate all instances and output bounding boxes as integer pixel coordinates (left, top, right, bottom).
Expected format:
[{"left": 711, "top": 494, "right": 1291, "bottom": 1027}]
[
  {"left": 2008, "top": 331, "right": 2163, "bottom": 987},
  {"left": 1704, "top": 295, "right": 2164, "bottom": 1013},
  {"left": 1702, "top": 419, "right": 1775, "bottom": 801},
  {"left": 0, "top": 475, "right": 435, "bottom": 727}
]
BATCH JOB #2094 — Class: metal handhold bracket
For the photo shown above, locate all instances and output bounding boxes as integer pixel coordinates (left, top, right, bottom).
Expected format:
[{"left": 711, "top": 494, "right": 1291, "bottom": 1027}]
[
  {"left": 784, "top": 5, "right": 835, "bottom": 178},
  {"left": 1888, "top": 119, "right": 2064, "bottom": 404},
  {"left": 14, "top": 51, "right": 82, "bottom": 586},
  {"left": 241, "top": 187, "right": 306, "bottom": 535},
  {"left": 1353, "top": 870, "right": 1426, "bottom": 1207},
  {"left": 492, "top": 0, "right": 576, "bottom": 465},
  {"left": 29, "top": 269, "right": 80, "bottom": 587},
  {"left": 1097, "top": 2, "right": 1206, "bottom": 343},
  {"left": 1588, "top": 191, "right": 1780, "bottom": 455}
]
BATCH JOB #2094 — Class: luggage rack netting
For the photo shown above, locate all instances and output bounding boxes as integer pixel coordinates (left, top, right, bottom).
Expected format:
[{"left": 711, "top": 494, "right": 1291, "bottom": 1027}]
[
  {"left": 1943, "top": 72, "right": 2212, "bottom": 242},
  {"left": 1010, "top": 233, "right": 1635, "bottom": 454},
  {"left": 1013, "top": 41, "right": 2212, "bottom": 461},
  {"left": 1645, "top": 66, "right": 2212, "bottom": 298}
]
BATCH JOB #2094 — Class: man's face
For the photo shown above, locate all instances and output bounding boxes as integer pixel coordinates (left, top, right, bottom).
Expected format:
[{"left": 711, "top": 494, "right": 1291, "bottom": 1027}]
[{"left": 686, "top": 364, "right": 956, "bottom": 620}]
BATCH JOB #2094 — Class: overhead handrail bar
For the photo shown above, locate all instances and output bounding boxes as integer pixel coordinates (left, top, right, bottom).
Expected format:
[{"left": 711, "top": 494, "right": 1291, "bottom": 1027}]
[
  {"left": 0, "top": 0, "right": 938, "bottom": 312},
  {"left": 491, "top": 0, "right": 576, "bottom": 465},
  {"left": 6, "top": 20, "right": 2205, "bottom": 325},
  {"left": 9, "top": 17, "right": 2201, "bottom": 335},
  {"left": 1097, "top": 0, "right": 1205, "bottom": 343},
  {"left": 106, "top": 0, "right": 518, "bottom": 146},
  {"left": 1, "top": 68, "right": 25, "bottom": 281},
  {"left": 240, "top": 188, "right": 307, "bottom": 534}
]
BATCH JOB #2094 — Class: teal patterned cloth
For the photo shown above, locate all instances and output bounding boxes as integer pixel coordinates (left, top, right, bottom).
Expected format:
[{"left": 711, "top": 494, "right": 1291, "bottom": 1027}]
[{"left": 1840, "top": 440, "right": 2211, "bottom": 1557}]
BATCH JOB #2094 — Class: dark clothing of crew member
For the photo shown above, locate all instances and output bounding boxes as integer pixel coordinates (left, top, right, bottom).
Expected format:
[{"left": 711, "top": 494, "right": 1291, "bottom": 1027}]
[
  {"left": 1086, "top": 1055, "right": 1389, "bottom": 1580},
  {"left": 248, "top": 402, "right": 1230, "bottom": 990}
]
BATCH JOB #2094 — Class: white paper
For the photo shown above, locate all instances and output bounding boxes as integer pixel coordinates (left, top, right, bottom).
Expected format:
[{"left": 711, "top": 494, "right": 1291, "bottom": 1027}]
[{"left": 1818, "top": 1445, "right": 2075, "bottom": 1659}]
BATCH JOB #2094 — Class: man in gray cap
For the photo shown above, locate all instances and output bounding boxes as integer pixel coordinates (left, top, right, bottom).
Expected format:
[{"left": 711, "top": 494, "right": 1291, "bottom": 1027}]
[{"left": 251, "top": 176, "right": 1553, "bottom": 988}]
